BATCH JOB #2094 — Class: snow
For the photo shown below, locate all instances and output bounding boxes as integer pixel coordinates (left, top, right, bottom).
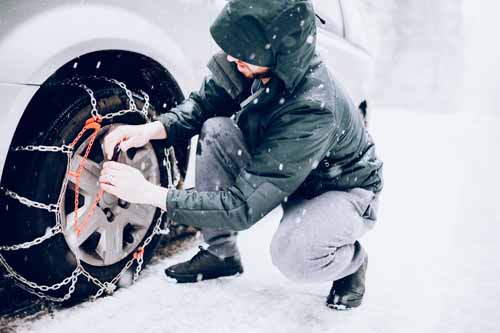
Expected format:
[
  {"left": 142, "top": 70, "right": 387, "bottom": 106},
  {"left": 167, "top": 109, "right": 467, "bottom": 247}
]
[
  {"left": 358, "top": 0, "right": 465, "bottom": 114},
  {"left": 10, "top": 111, "right": 499, "bottom": 333},
  {"left": 4, "top": 1, "right": 500, "bottom": 332}
]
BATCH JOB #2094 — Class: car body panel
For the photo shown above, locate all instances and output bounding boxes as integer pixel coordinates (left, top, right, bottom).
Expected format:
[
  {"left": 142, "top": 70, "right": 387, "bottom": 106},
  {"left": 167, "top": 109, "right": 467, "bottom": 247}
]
[
  {"left": 313, "top": 0, "right": 345, "bottom": 37},
  {"left": 0, "top": 83, "right": 39, "bottom": 174},
  {"left": 317, "top": 30, "right": 374, "bottom": 108},
  {"left": 339, "top": 0, "right": 370, "bottom": 53}
]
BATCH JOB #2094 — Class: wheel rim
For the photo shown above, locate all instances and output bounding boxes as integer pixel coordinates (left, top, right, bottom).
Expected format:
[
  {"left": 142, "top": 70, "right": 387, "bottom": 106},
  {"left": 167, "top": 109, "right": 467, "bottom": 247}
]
[{"left": 60, "top": 124, "right": 160, "bottom": 266}]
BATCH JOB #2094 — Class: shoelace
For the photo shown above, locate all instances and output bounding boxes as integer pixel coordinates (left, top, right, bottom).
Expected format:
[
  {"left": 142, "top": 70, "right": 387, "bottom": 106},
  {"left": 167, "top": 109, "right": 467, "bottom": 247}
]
[{"left": 189, "top": 246, "right": 212, "bottom": 266}]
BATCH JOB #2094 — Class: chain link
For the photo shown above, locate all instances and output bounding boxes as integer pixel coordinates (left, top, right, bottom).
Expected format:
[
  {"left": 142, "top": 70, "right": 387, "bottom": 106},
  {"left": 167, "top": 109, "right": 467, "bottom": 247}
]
[
  {"left": 138, "top": 90, "right": 151, "bottom": 122},
  {"left": 87, "top": 75, "right": 150, "bottom": 122},
  {"left": 13, "top": 144, "right": 73, "bottom": 154},
  {"left": 46, "top": 75, "right": 151, "bottom": 122},
  {"left": 79, "top": 83, "right": 99, "bottom": 119},
  {"left": 14, "top": 276, "right": 78, "bottom": 303},
  {"left": 0, "top": 253, "right": 81, "bottom": 293},
  {"left": 133, "top": 256, "right": 144, "bottom": 283},
  {"left": 4, "top": 189, "right": 59, "bottom": 213},
  {"left": 46, "top": 79, "right": 100, "bottom": 119},
  {"left": 0, "top": 225, "right": 62, "bottom": 251}
]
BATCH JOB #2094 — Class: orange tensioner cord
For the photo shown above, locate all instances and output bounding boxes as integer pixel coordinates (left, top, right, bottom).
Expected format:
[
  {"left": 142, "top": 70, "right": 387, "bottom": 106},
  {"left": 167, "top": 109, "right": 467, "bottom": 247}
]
[{"left": 67, "top": 116, "right": 104, "bottom": 237}]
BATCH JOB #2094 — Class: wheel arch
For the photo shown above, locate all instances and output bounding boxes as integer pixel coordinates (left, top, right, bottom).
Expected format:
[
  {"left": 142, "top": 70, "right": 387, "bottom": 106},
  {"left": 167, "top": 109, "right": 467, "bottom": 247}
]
[{"left": 0, "top": 4, "right": 199, "bottom": 180}]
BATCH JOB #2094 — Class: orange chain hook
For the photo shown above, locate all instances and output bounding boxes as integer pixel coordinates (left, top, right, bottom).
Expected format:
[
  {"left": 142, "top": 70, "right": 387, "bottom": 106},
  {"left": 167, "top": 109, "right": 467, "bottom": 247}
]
[{"left": 133, "top": 247, "right": 145, "bottom": 260}]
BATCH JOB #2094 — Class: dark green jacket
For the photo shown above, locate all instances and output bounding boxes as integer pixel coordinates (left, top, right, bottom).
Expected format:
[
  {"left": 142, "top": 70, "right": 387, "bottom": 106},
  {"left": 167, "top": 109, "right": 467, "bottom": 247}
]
[{"left": 158, "top": 0, "right": 383, "bottom": 231}]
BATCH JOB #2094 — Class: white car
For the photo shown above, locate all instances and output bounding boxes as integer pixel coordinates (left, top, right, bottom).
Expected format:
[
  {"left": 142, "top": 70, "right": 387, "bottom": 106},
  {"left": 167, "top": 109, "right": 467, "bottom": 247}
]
[{"left": 0, "top": 0, "right": 373, "bottom": 303}]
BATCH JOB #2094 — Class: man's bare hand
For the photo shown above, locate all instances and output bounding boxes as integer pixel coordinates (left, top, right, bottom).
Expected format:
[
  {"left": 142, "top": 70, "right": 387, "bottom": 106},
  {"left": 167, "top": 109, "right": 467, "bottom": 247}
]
[
  {"left": 103, "top": 121, "right": 167, "bottom": 160},
  {"left": 99, "top": 161, "right": 168, "bottom": 210}
]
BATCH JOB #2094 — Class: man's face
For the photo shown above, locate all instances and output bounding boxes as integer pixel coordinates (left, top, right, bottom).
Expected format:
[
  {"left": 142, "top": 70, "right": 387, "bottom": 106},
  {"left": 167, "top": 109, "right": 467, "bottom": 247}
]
[{"left": 227, "top": 54, "right": 270, "bottom": 79}]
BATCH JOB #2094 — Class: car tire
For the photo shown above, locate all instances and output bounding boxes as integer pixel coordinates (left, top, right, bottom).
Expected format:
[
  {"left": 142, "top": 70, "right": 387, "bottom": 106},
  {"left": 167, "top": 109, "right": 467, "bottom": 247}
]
[{"left": 1, "top": 81, "right": 171, "bottom": 301}]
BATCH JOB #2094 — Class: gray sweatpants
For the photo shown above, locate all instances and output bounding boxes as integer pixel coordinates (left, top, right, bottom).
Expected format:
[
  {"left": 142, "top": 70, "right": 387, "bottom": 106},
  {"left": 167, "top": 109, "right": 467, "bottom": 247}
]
[{"left": 196, "top": 117, "right": 379, "bottom": 282}]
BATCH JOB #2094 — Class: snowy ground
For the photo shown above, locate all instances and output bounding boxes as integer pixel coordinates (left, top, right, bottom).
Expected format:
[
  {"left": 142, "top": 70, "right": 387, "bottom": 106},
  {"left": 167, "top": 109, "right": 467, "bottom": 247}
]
[
  {"left": 6, "top": 107, "right": 498, "bottom": 333},
  {"left": 4, "top": 0, "right": 500, "bottom": 332}
]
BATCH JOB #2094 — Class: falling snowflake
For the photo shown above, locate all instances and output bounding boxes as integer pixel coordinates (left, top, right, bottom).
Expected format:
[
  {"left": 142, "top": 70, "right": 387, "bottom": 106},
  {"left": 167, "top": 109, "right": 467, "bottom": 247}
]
[
  {"left": 265, "top": 43, "right": 271, "bottom": 50},
  {"left": 306, "top": 35, "right": 314, "bottom": 44},
  {"left": 237, "top": 149, "right": 242, "bottom": 156},
  {"left": 278, "top": 163, "right": 283, "bottom": 171},
  {"left": 279, "top": 97, "right": 286, "bottom": 104},
  {"left": 253, "top": 98, "right": 259, "bottom": 104},
  {"left": 96, "top": 61, "right": 101, "bottom": 69}
]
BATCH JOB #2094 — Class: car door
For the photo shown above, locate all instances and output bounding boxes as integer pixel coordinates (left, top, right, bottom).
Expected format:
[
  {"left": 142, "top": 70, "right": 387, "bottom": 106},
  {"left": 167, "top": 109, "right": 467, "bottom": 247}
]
[{"left": 312, "top": 0, "right": 374, "bottom": 107}]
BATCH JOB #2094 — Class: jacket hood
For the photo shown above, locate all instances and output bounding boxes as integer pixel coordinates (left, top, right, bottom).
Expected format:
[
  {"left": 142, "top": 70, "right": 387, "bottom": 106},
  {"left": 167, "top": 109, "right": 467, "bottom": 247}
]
[{"left": 210, "top": 0, "right": 317, "bottom": 93}]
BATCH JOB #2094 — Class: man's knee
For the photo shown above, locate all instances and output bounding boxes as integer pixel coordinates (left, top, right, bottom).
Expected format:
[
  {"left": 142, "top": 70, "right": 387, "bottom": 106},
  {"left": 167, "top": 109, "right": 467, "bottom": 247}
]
[
  {"left": 270, "top": 230, "right": 353, "bottom": 282},
  {"left": 199, "top": 117, "right": 236, "bottom": 142},
  {"left": 270, "top": 231, "right": 311, "bottom": 282}
]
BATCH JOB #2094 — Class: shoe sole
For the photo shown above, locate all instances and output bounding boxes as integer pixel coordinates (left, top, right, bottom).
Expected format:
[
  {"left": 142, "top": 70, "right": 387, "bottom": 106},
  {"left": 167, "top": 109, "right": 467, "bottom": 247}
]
[
  {"left": 326, "top": 298, "right": 363, "bottom": 311},
  {"left": 164, "top": 268, "right": 243, "bottom": 283},
  {"left": 326, "top": 303, "right": 357, "bottom": 311}
]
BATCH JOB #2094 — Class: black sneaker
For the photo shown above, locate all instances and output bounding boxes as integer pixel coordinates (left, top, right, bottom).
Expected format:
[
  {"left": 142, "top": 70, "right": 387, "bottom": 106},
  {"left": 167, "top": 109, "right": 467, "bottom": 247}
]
[
  {"left": 164, "top": 246, "right": 243, "bottom": 283},
  {"left": 326, "top": 253, "right": 368, "bottom": 310}
]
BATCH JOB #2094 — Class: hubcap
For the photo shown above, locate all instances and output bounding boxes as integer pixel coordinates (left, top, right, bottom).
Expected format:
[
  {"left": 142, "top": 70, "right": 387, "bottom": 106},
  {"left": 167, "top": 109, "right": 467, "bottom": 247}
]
[{"left": 60, "top": 124, "right": 160, "bottom": 266}]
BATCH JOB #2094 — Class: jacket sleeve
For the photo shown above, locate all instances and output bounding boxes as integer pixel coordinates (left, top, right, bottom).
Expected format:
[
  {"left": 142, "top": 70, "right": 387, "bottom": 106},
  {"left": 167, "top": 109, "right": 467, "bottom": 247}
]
[
  {"left": 156, "top": 74, "right": 241, "bottom": 146},
  {"left": 165, "top": 103, "right": 335, "bottom": 231}
]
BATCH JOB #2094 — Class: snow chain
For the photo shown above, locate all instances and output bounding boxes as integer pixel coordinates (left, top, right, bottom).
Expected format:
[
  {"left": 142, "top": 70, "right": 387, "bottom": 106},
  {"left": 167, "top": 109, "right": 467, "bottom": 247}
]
[{"left": 0, "top": 76, "right": 177, "bottom": 302}]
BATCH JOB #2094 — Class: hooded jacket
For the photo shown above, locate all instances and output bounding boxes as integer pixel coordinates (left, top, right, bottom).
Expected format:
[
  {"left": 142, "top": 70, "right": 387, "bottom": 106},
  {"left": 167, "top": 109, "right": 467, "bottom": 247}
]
[{"left": 157, "top": 0, "right": 383, "bottom": 231}]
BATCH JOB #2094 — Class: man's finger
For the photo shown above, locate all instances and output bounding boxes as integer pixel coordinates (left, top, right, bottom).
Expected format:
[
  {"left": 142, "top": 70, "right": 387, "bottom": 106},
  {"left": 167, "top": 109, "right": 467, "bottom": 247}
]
[
  {"left": 119, "top": 138, "right": 133, "bottom": 153},
  {"left": 104, "top": 128, "right": 127, "bottom": 159},
  {"left": 103, "top": 161, "right": 127, "bottom": 170},
  {"left": 100, "top": 183, "right": 118, "bottom": 196},
  {"left": 99, "top": 174, "right": 115, "bottom": 185},
  {"left": 101, "top": 167, "right": 129, "bottom": 180},
  {"left": 105, "top": 136, "right": 120, "bottom": 160},
  {"left": 99, "top": 169, "right": 120, "bottom": 185}
]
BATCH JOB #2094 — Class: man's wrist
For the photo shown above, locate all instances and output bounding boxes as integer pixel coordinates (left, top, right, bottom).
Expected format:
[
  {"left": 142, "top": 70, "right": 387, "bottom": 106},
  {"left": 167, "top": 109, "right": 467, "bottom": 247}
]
[
  {"left": 145, "top": 121, "right": 168, "bottom": 140},
  {"left": 144, "top": 182, "right": 168, "bottom": 211}
]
